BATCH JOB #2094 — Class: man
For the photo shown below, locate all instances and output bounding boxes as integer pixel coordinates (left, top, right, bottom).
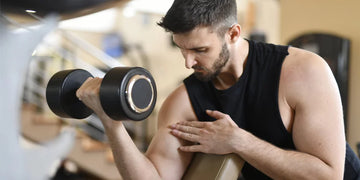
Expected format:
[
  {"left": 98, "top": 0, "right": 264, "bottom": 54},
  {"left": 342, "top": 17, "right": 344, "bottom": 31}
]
[{"left": 76, "top": 0, "right": 359, "bottom": 179}]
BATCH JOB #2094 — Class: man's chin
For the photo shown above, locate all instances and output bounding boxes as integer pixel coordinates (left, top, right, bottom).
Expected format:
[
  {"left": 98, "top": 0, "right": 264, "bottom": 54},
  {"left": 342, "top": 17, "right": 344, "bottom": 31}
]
[{"left": 194, "top": 72, "right": 213, "bottom": 82}]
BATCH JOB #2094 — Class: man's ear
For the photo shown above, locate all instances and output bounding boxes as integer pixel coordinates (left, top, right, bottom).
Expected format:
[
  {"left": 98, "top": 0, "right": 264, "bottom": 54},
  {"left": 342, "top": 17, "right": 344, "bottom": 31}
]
[{"left": 228, "top": 24, "right": 241, "bottom": 43}]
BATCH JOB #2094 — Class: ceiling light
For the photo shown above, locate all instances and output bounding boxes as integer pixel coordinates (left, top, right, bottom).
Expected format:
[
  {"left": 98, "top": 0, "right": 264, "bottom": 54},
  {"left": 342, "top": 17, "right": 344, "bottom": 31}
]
[{"left": 25, "top": 10, "right": 36, "bottom": 14}]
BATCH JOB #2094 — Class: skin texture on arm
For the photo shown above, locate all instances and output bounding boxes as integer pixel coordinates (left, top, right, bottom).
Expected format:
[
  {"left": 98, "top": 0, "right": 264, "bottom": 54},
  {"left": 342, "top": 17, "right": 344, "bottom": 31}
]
[
  {"left": 170, "top": 47, "right": 346, "bottom": 179},
  {"left": 146, "top": 84, "right": 197, "bottom": 179},
  {"left": 76, "top": 78, "right": 196, "bottom": 179},
  {"left": 76, "top": 77, "right": 162, "bottom": 179}
]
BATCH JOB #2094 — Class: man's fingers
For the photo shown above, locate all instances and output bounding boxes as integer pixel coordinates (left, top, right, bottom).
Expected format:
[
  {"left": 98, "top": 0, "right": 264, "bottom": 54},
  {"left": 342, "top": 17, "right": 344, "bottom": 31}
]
[
  {"left": 76, "top": 77, "right": 93, "bottom": 98},
  {"left": 170, "top": 129, "right": 199, "bottom": 143},
  {"left": 175, "top": 121, "right": 206, "bottom": 128},
  {"left": 76, "top": 77, "right": 102, "bottom": 99},
  {"left": 206, "top": 109, "right": 227, "bottom": 119},
  {"left": 172, "top": 124, "right": 201, "bottom": 135},
  {"left": 179, "top": 145, "right": 204, "bottom": 152}
]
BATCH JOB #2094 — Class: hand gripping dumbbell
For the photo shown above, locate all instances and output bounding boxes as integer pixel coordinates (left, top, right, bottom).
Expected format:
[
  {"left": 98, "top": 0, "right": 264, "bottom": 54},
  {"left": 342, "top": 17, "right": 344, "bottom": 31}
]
[{"left": 46, "top": 67, "right": 156, "bottom": 121}]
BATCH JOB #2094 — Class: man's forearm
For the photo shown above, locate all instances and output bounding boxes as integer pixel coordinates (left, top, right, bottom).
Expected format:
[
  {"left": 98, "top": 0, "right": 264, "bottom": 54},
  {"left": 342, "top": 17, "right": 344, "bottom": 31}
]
[
  {"left": 100, "top": 115, "right": 161, "bottom": 180},
  {"left": 236, "top": 130, "right": 341, "bottom": 180}
]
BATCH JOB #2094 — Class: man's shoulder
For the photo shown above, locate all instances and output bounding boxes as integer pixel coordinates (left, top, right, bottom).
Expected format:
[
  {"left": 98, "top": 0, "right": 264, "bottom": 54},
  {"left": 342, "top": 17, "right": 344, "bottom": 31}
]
[
  {"left": 283, "top": 47, "right": 328, "bottom": 76},
  {"left": 162, "top": 84, "right": 189, "bottom": 107},
  {"left": 280, "top": 47, "right": 335, "bottom": 107},
  {"left": 158, "top": 83, "right": 197, "bottom": 123}
]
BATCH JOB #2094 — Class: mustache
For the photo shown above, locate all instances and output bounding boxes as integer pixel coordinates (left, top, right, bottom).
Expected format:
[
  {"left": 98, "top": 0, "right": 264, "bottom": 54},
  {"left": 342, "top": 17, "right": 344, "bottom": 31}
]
[{"left": 192, "top": 65, "right": 205, "bottom": 71}]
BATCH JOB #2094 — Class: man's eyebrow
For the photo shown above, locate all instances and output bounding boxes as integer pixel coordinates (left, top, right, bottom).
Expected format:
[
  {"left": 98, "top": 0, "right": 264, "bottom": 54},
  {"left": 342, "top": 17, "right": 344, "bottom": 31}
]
[{"left": 173, "top": 42, "right": 207, "bottom": 50}]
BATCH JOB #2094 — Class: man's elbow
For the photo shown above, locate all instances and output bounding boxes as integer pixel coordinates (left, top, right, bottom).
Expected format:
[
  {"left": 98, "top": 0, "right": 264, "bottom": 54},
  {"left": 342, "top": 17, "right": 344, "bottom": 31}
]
[{"left": 309, "top": 164, "right": 343, "bottom": 180}]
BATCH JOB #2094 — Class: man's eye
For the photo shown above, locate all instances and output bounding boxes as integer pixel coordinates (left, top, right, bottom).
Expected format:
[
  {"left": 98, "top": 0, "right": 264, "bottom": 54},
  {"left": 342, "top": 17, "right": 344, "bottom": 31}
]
[{"left": 195, "top": 49, "right": 206, "bottom": 53}]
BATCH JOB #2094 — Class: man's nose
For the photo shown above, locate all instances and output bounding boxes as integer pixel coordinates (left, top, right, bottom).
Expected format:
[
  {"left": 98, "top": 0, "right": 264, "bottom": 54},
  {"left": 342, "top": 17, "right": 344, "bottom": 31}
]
[{"left": 184, "top": 53, "right": 197, "bottom": 69}]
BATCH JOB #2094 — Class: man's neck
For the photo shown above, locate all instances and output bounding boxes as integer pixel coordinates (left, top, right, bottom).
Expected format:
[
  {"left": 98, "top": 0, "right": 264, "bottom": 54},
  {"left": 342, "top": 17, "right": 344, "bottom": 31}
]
[{"left": 213, "top": 38, "right": 249, "bottom": 90}]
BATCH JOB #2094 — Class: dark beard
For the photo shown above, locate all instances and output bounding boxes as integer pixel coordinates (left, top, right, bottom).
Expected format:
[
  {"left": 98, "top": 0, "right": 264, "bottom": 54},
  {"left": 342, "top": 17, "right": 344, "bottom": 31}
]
[{"left": 194, "top": 42, "right": 230, "bottom": 82}]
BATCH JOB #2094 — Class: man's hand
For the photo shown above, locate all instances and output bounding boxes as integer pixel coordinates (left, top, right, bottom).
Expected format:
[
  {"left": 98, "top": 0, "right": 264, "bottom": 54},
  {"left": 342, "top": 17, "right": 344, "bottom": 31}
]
[
  {"left": 76, "top": 77, "right": 105, "bottom": 115},
  {"left": 75, "top": 77, "right": 118, "bottom": 129},
  {"left": 170, "top": 110, "right": 241, "bottom": 154}
]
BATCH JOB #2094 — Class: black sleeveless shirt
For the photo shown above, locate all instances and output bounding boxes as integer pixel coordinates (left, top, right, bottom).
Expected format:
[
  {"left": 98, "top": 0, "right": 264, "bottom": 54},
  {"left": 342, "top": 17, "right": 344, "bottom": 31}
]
[{"left": 183, "top": 40, "right": 360, "bottom": 179}]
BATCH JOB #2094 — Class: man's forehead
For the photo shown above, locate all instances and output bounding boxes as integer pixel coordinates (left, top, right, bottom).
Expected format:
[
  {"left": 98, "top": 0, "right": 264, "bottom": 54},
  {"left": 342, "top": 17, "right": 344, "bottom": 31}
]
[
  {"left": 172, "top": 27, "right": 218, "bottom": 48},
  {"left": 176, "top": 26, "right": 215, "bottom": 37}
]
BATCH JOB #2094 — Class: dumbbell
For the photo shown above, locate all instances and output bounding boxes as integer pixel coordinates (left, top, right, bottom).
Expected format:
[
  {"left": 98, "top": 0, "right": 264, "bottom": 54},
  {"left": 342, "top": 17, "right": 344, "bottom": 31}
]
[{"left": 46, "top": 67, "right": 157, "bottom": 121}]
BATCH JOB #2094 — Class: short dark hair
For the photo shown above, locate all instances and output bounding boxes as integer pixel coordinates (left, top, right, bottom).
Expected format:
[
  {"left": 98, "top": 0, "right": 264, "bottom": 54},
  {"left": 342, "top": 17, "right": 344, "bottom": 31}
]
[{"left": 158, "top": 0, "right": 237, "bottom": 37}]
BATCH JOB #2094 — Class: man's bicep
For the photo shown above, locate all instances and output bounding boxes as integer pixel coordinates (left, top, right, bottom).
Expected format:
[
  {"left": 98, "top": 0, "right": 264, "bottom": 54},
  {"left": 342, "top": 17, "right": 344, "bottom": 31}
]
[
  {"left": 146, "top": 128, "right": 194, "bottom": 179},
  {"left": 145, "top": 84, "right": 195, "bottom": 179},
  {"left": 288, "top": 53, "right": 345, "bottom": 171}
]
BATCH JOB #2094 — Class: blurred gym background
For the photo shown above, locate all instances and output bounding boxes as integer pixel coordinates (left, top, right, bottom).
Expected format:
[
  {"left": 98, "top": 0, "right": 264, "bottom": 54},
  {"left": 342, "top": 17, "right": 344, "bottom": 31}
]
[{"left": 1, "top": 0, "right": 360, "bottom": 179}]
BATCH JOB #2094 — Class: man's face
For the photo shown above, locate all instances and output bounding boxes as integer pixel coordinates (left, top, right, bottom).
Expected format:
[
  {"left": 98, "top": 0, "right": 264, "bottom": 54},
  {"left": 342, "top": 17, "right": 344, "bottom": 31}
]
[
  {"left": 193, "top": 42, "right": 229, "bottom": 81},
  {"left": 173, "top": 26, "right": 230, "bottom": 82}
]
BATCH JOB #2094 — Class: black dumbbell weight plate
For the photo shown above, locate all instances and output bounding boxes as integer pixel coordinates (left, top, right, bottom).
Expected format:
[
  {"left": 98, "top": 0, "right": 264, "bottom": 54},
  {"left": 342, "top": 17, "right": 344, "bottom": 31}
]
[
  {"left": 46, "top": 69, "right": 94, "bottom": 119},
  {"left": 100, "top": 67, "right": 157, "bottom": 121}
]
